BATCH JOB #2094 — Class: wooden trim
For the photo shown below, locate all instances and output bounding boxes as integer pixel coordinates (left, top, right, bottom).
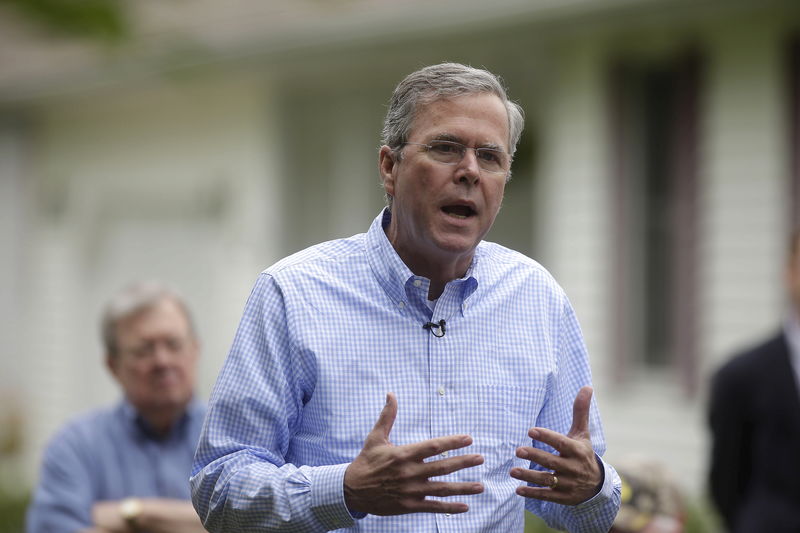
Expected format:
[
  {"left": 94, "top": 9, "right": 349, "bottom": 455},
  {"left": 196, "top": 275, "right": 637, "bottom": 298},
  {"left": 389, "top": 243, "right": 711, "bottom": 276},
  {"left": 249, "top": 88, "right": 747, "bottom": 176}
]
[
  {"left": 606, "top": 49, "right": 703, "bottom": 395},
  {"left": 671, "top": 48, "right": 703, "bottom": 396}
]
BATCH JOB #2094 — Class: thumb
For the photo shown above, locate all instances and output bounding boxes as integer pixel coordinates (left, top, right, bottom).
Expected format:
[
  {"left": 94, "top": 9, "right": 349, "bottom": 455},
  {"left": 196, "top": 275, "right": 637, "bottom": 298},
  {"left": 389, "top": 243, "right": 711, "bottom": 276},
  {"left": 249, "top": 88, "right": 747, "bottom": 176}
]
[
  {"left": 567, "top": 386, "right": 593, "bottom": 440},
  {"left": 365, "top": 392, "right": 397, "bottom": 447}
]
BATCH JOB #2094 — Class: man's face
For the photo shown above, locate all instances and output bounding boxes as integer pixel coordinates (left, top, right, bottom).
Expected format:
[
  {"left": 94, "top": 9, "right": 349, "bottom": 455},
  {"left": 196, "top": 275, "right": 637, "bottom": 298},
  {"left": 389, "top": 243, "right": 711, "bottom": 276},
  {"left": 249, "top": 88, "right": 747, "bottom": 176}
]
[
  {"left": 379, "top": 92, "right": 510, "bottom": 275},
  {"left": 107, "top": 297, "right": 198, "bottom": 420}
]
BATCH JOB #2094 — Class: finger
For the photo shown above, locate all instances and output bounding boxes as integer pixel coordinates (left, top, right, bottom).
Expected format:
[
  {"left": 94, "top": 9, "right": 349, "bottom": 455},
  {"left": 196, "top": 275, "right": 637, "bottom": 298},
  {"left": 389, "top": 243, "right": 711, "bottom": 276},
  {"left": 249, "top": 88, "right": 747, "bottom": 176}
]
[
  {"left": 516, "top": 446, "right": 565, "bottom": 472},
  {"left": 515, "top": 485, "right": 572, "bottom": 505},
  {"left": 366, "top": 392, "right": 397, "bottom": 446},
  {"left": 419, "top": 454, "right": 484, "bottom": 479},
  {"left": 568, "top": 386, "right": 593, "bottom": 439},
  {"left": 405, "top": 434, "right": 475, "bottom": 462},
  {"left": 527, "top": 427, "right": 573, "bottom": 454},
  {"left": 403, "top": 499, "right": 471, "bottom": 514},
  {"left": 510, "top": 466, "right": 558, "bottom": 488},
  {"left": 404, "top": 480, "right": 485, "bottom": 498}
]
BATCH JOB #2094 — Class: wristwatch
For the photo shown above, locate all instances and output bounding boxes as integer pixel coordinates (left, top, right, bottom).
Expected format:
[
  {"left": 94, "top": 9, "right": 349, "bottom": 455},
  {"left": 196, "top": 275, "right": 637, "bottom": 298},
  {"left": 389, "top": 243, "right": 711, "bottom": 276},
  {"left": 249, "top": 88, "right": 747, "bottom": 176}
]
[{"left": 119, "top": 497, "right": 142, "bottom": 528}]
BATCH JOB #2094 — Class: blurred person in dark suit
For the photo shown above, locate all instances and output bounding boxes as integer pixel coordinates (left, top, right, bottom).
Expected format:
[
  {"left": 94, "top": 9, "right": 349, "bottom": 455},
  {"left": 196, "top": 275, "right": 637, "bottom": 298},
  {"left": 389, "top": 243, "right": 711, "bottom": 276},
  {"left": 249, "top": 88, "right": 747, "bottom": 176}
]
[
  {"left": 27, "top": 281, "right": 207, "bottom": 533},
  {"left": 708, "top": 230, "right": 800, "bottom": 532}
]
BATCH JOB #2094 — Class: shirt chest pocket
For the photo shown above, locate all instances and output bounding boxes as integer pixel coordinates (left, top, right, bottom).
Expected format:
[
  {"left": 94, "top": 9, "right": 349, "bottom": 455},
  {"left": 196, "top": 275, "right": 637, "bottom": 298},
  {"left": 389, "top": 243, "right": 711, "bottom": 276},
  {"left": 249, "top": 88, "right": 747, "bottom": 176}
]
[{"left": 460, "top": 383, "right": 545, "bottom": 474}]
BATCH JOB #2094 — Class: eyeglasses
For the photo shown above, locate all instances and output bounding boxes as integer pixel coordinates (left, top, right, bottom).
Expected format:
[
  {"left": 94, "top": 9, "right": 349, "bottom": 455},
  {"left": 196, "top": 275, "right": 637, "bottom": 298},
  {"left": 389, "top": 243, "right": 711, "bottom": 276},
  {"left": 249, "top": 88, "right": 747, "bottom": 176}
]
[
  {"left": 402, "top": 140, "right": 510, "bottom": 175},
  {"left": 119, "top": 336, "right": 192, "bottom": 361}
]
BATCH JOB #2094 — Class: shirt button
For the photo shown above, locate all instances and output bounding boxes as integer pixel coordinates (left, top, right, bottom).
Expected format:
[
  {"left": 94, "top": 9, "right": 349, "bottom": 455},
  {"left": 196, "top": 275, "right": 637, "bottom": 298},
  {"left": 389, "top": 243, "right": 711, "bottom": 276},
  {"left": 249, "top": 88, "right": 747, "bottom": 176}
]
[
  {"left": 413, "top": 279, "right": 422, "bottom": 287},
  {"left": 441, "top": 451, "right": 449, "bottom": 457},
  {"left": 438, "top": 387, "right": 445, "bottom": 396},
  {"left": 398, "top": 301, "right": 405, "bottom": 309},
  {"left": 445, "top": 513, "right": 451, "bottom": 518}
]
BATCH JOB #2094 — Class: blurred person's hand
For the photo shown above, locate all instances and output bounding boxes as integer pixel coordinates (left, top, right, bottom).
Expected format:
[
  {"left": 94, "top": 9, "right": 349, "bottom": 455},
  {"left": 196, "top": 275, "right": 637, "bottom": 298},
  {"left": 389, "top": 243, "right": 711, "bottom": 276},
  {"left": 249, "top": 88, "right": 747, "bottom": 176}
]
[
  {"left": 91, "top": 499, "right": 206, "bottom": 533},
  {"left": 90, "top": 501, "right": 129, "bottom": 533}
]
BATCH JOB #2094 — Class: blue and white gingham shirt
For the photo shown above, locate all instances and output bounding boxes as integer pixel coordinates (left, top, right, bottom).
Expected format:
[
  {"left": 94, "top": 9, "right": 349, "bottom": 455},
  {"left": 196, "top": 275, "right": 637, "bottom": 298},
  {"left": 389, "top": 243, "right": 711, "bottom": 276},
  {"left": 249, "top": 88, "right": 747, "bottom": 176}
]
[{"left": 191, "top": 209, "right": 621, "bottom": 532}]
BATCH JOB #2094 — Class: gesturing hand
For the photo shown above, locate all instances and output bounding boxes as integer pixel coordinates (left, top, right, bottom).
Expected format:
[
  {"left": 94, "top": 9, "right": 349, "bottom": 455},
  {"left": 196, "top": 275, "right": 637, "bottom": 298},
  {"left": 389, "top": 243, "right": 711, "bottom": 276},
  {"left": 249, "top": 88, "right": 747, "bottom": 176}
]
[
  {"left": 344, "top": 393, "right": 485, "bottom": 516},
  {"left": 510, "top": 386, "right": 603, "bottom": 505}
]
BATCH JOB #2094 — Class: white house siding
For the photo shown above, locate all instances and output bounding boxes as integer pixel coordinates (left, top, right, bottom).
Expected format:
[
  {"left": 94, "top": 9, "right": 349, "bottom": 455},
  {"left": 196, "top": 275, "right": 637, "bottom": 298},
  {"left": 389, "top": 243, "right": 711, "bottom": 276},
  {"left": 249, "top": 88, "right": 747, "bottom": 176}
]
[
  {"left": 701, "top": 15, "right": 789, "bottom": 376},
  {"left": 0, "top": 120, "right": 28, "bottom": 400},
  {"left": 4, "top": 0, "right": 799, "bottom": 511},
  {"left": 538, "top": 10, "right": 796, "bottom": 497},
  {"left": 276, "top": 79, "right": 388, "bottom": 250},
  {"left": 536, "top": 32, "right": 705, "bottom": 490},
  {"left": 19, "top": 74, "right": 280, "bottom": 482},
  {"left": 536, "top": 38, "right": 613, "bottom": 389},
  {"left": 532, "top": 32, "right": 705, "bottom": 490},
  {"left": 0, "top": 119, "right": 33, "bottom": 489},
  {"left": 693, "top": 10, "right": 791, "bottom": 496}
]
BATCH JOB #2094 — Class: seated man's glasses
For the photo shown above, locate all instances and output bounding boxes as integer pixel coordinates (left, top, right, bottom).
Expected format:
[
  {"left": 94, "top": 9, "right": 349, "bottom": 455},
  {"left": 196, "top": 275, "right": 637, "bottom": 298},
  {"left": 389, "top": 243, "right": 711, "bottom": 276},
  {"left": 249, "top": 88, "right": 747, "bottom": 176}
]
[
  {"left": 403, "top": 140, "right": 510, "bottom": 175},
  {"left": 119, "top": 336, "right": 191, "bottom": 360}
]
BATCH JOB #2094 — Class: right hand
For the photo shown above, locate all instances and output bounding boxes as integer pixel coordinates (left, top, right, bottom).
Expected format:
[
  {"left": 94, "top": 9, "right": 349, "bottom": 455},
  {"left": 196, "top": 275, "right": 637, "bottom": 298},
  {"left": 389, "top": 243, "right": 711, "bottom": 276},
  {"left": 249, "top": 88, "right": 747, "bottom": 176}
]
[{"left": 343, "top": 393, "right": 485, "bottom": 516}]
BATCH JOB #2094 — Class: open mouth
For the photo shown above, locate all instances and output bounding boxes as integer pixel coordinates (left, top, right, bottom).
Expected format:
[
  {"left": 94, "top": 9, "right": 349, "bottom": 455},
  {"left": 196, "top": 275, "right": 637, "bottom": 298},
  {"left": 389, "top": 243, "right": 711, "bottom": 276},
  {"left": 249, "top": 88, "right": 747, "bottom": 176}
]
[{"left": 441, "top": 205, "right": 476, "bottom": 219}]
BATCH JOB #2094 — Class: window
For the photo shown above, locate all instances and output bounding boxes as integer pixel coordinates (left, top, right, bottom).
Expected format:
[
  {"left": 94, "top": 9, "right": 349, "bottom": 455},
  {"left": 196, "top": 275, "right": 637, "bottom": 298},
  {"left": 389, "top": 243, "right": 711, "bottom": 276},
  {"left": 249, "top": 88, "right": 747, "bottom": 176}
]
[{"left": 607, "top": 49, "right": 703, "bottom": 392}]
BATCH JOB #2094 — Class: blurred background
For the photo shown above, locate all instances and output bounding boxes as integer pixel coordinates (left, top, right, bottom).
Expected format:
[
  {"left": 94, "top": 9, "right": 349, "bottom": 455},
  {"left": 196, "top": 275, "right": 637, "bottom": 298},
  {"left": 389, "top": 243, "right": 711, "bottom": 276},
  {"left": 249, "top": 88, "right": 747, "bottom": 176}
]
[{"left": 2, "top": 0, "right": 800, "bottom": 530}]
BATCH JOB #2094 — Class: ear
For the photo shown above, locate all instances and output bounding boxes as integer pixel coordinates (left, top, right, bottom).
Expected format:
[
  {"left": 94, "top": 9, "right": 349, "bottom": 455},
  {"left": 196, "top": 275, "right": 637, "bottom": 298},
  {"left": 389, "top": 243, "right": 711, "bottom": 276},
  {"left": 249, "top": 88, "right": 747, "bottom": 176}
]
[
  {"left": 188, "top": 337, "right": 201, "bottom": 361},
  {"left": 379, "top": 145, "right": 398, "bottom": 199},
  {"left": 105, "top": 354, "right": 122, "bottom": 382}
]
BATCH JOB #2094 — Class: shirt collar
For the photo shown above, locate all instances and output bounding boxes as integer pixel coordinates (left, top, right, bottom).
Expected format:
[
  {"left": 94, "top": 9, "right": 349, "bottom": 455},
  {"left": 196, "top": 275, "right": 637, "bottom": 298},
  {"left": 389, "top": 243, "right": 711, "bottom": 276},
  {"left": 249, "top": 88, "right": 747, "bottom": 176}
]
[
  {"left": 365, "top": 208, "right": 479, "bottom": 316},
  {"left": 117, "top": 396, "right": 202, "bottom": 442}
]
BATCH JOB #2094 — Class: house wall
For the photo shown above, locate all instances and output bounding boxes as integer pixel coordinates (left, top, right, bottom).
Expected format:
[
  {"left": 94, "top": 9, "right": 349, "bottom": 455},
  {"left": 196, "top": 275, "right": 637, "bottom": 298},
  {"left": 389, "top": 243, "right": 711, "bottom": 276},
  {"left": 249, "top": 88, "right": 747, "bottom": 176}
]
[
  {"left": 702, "top": 16, "right": 788, "bottom": 371},
  {"left": 6, "top": 1, "right": 798, "bottom": 506},
  {"left": 537, "top": 10, "right": 794, "bottom": 497},
  {"left": 16, "top": 74, "right": 280, "bottom": 481}
]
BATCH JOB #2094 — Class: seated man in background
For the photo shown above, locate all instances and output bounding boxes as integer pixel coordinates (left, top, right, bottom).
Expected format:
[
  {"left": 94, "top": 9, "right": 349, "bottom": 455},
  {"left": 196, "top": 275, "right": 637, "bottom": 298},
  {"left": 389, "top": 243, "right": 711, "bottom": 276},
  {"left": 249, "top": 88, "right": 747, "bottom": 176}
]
[{"left": 27, "top": 281, "right": 207, "bottom": 533}]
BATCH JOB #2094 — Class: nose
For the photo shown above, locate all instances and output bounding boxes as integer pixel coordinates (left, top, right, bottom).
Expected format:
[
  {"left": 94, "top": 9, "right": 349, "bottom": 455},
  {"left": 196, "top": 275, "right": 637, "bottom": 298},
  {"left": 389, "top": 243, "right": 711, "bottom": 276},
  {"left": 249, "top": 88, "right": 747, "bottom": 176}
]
[
  {"left": 151, "top": 343, "right": 173, "bottom": 366},
  {"left": 454, "top": 149, "right": 481, "bottom": 185}
]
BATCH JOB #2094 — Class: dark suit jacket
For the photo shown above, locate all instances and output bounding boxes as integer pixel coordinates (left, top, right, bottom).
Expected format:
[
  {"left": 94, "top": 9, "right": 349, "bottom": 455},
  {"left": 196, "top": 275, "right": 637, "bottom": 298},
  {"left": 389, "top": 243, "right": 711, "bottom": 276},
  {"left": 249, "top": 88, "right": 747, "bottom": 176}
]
[{"left": 708, "top": 332, "right": 800, "bottom": 532}]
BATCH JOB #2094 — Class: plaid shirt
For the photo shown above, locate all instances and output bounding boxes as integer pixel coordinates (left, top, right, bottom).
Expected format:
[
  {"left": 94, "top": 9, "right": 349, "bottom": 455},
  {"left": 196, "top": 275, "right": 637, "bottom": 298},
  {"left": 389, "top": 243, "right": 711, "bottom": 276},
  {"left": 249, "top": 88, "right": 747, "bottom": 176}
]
[{"left": 191, "top": 209, "right": 620, "bottom": 532}]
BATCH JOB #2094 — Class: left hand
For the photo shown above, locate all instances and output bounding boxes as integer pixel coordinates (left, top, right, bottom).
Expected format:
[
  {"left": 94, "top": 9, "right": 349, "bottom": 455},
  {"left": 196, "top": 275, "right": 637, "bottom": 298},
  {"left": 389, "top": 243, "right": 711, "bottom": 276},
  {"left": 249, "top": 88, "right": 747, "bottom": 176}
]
[
  {"left": 510, "top": 386, "right": 602, "bottom": 505},
  {"left": 92, "top": 499, "right": 207, "bottom": 533},
  {"left": 90, "top": 501, "right": 129, "bottom": 533}
]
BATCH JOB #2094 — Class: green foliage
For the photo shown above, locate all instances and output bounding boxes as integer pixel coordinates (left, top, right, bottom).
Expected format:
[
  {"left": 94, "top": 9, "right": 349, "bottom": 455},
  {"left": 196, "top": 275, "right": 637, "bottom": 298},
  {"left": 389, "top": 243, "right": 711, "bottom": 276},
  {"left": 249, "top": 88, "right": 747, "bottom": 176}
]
[
  {"left": 523, "top": 499, "right": 722, "bottom": 533},
  {"left": 0, "top": 491, "right": 28, "bottom": 533},
  {"left": 0, "top": 0, "right": 127, "bottom": 41},
  {"left": 525, "top": 511, "right": 563, "bottom": 532},
  {"left": 684, "top": 495, "right": 722, "bottom": 533}
]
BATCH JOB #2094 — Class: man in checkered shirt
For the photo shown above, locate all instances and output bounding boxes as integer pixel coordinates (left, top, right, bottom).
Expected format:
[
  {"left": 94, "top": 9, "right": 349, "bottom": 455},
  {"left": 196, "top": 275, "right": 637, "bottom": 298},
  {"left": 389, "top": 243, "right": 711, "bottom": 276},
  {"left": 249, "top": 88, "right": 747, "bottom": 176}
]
[{"left": 191, "top": 62, "right": 621, "bottom": 532}]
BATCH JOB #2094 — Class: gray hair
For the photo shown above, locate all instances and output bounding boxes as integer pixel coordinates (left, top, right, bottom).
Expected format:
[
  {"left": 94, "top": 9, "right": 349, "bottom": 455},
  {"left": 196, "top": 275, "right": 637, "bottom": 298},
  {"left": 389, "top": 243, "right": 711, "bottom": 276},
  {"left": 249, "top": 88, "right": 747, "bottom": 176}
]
[
  {"left": 381, "top": 62, "right": 525, "bottom": 164},
  {"left": 101, "top": 280, "right": 196, "bottom": 356}
]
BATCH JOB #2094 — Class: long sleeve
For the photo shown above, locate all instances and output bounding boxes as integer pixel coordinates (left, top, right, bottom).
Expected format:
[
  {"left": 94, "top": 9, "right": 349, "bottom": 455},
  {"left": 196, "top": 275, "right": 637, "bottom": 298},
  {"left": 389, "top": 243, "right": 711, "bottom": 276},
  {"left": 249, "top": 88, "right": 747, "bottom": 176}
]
[
  {"left": 192, "top": 212, "right": 621, "bottom": 532},
  {"left": 26, "top": 426, "right": 97, "bottom": 533},
  {"left": 523, "top": 297, "right": 622, "bottom": 532},
  {"left": 28, "top": 399, "right": 205, "bottom": 533},
  {"left": 190, "top": 273, "right": 356, "bottom": 532}
]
